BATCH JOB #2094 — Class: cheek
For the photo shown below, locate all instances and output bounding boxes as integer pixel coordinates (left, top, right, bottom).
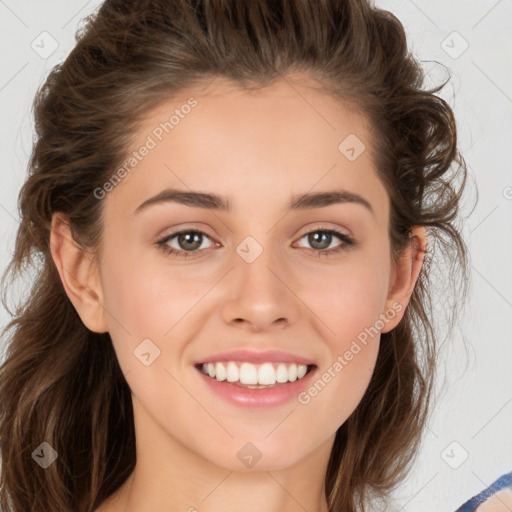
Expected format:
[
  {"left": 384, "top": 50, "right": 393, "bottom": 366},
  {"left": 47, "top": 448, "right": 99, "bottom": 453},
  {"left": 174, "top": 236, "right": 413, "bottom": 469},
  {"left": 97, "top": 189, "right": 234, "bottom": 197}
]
[
  {"left": 100, "top": 235, "right": 205, "bottom": 330},
  {"left": 297, "top": 244, "right": 392, "bottom": 344},
  {"left": 98, "top": 239, "right": 200, "bottom": 375},
  {"left": 289, "top": 248, "right": 391, "bottom": 422}
]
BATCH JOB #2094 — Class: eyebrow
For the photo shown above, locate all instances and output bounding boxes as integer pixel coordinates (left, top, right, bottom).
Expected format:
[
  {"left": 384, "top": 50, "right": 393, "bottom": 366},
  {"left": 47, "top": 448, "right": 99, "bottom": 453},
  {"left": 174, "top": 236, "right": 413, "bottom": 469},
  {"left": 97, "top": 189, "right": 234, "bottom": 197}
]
[{"left": 133, "top": 188, "right": 374, "bottom": 216}]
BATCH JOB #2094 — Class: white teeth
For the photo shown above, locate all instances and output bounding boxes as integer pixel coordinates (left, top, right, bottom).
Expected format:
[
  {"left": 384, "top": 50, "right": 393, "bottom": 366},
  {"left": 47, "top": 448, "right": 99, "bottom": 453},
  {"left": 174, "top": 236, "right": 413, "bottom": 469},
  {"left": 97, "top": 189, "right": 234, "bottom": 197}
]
[
  {"left": 258, "top": 363, "right": 276, "bottom": 385},
  {"left": 297, "top": 364, "right": 307, "bottom": 378},
  {"left": 276, "top": 363, "right": 289, "bottom": 383},
  {"left": 200, "top": 361, "right": 310, "bottom": 385},
  {"left": 226, "top": 361, "right": 239, "bottom": 382},
  {"left": 239, "top": 362, "right": 258, "bottom": 384},
  {"left": 215, "top": 362, "right": 227, "bottom": 381}
]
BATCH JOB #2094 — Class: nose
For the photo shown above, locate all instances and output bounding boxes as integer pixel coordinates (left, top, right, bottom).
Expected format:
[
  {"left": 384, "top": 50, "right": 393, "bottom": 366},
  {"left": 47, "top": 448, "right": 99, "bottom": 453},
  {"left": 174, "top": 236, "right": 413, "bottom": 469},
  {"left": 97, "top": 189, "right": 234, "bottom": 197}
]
[{"left": 220, "top": 241, "right": 301, "bottom": 332}]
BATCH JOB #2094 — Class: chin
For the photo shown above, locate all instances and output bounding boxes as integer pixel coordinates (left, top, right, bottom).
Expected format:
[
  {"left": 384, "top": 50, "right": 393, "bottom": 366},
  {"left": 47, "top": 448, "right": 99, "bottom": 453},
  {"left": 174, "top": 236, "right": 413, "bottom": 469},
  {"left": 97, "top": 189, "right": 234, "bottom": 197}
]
[{"left": 199, "top": 440, "right": 311, "bottom": 473}]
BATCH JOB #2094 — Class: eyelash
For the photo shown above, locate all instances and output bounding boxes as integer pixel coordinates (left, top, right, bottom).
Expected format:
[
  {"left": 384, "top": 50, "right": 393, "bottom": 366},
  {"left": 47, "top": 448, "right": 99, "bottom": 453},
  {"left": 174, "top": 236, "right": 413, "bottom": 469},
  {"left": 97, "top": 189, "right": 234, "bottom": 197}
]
[{"left": 155, "top": 226, "right": 356, "bottom": 259}]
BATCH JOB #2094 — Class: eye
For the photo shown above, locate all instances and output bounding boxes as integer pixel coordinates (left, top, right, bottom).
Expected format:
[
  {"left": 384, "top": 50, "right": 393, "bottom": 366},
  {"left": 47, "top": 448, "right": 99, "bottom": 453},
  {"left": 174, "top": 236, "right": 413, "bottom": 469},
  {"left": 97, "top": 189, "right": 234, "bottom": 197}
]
[
  {"left": 156, "top": 229, "right": 216, "bottom": 258},
  {"left": 294, "top": 227, "right": 355, "bottom": 257}
]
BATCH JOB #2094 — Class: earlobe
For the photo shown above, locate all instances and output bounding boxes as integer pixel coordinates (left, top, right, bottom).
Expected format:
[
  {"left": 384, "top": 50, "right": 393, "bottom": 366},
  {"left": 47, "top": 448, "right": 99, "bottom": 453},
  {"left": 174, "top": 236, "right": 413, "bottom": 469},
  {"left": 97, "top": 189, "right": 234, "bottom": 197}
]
[
  {"left": 49, "top": 212, "right": 108, "bottom": 333},
  {"left": 381, "top": 226, "right": 427, "bottom": 333}
]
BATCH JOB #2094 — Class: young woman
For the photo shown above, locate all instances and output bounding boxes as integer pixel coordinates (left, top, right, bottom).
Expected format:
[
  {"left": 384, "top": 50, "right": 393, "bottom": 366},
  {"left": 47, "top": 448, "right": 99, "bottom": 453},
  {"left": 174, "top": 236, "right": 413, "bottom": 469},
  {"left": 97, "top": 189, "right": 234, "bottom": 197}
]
[{"left": 2, "top": 0, "right": 504, "bottom": 510}]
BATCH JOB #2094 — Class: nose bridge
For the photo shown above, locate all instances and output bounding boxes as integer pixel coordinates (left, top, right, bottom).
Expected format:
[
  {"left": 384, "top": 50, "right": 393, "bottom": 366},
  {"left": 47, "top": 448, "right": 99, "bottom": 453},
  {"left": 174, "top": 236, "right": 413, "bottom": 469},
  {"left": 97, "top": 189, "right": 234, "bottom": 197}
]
[
  {"left": 221, "top": 232, "right": 300, "bottom": 329},
  {"left": 237, "top": 234, "right": 282, "bottom": 291}
]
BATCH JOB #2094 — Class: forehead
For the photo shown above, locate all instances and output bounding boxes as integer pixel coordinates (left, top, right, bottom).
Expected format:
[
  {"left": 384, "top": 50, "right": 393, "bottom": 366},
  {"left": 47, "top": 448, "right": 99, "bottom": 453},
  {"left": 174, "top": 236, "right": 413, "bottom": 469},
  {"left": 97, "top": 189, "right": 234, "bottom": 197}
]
[{"left": 103, "top": 75, "right": 389, "bottom": 221}]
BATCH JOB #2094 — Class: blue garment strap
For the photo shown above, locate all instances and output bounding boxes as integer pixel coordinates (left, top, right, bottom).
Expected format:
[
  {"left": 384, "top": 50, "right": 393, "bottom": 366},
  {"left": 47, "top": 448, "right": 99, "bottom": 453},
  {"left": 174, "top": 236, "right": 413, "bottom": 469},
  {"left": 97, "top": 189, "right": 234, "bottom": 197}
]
[{"left": 455, "top": 472, "right": 512, "bottom": 511}]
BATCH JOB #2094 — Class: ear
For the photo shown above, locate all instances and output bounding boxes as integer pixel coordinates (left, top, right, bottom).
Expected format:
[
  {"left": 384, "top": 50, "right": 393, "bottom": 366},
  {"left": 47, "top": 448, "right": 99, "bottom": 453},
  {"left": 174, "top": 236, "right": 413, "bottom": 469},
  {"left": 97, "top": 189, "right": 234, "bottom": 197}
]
[
  {"left": 49, "top": 212, "right": 108, "bottom": 333},
  {"left": 381, "top": 226, "right": 427, "bottom": 333}
]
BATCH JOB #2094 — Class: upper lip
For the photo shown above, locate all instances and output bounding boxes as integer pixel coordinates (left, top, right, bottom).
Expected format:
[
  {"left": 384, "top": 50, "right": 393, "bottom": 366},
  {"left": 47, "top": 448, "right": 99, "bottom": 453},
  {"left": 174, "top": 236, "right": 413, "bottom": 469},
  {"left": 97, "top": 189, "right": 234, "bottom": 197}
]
[{"left": 196, "top": 349, "right": 316, "bottom": 366}]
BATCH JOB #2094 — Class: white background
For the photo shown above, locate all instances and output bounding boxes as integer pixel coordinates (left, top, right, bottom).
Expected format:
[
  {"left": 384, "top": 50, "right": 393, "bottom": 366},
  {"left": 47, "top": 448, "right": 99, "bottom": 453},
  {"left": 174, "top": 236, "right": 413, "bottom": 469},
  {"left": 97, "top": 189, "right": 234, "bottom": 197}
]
[{"left": 0, "top": 1, "right": 511, "bottom": 510}]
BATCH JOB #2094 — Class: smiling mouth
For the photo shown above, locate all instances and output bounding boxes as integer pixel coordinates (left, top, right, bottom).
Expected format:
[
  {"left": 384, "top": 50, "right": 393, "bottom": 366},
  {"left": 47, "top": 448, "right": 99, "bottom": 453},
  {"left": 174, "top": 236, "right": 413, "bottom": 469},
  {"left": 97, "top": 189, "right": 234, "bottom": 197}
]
[{"left": 195, "top": 361, "right": 316, "bottom": 388}]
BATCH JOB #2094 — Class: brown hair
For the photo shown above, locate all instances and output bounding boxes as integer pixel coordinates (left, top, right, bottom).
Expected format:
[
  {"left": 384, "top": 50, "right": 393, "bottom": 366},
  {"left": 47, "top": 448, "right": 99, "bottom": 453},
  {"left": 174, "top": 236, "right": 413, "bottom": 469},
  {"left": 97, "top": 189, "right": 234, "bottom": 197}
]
[{"left": 0, "top": 0, "right": 469, "bottom": 510}]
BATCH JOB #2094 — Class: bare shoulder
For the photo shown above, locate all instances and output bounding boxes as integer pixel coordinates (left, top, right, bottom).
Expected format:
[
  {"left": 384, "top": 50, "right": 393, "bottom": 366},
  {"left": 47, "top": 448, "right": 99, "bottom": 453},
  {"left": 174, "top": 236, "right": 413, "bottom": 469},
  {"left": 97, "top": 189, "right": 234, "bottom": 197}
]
[{"left": 476, "top": 489, "right": 512, "bottom": 511}]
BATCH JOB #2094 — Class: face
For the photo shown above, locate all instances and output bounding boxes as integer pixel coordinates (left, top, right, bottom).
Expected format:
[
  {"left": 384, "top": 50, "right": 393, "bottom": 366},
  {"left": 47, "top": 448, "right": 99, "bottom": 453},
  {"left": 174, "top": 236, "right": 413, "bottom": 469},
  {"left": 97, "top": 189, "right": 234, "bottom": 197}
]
[{"left": 90, "top": 75, "right": 404, "bottom": 471}]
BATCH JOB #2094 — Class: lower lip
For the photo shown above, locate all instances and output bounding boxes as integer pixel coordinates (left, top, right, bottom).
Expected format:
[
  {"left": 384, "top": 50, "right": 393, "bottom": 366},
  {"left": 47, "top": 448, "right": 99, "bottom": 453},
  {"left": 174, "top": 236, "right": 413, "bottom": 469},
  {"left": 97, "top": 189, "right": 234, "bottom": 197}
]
[{"left": 195, "top": 365, "right": 317, "bottom": 408}]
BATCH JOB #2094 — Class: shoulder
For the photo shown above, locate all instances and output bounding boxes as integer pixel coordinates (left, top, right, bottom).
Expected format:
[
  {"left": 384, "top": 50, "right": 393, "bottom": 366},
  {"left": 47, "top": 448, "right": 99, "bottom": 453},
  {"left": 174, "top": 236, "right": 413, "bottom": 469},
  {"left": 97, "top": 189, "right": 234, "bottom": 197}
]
[
  {"left": 476, "top": 489, "right": 512, "bottom": 511},
  {"left": 455, "top": 472, "right": 512, "bottom": 512}
]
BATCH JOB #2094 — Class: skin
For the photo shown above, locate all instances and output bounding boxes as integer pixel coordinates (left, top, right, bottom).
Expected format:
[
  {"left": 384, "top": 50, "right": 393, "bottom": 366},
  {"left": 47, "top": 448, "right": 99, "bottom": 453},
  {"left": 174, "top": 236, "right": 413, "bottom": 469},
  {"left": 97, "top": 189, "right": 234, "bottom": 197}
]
[
  {"left": 50, "top": 74, "right": 426, "bottom": 512},
  {"left": 476, "top": 489, "right": 512, "bottom": 511}
]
